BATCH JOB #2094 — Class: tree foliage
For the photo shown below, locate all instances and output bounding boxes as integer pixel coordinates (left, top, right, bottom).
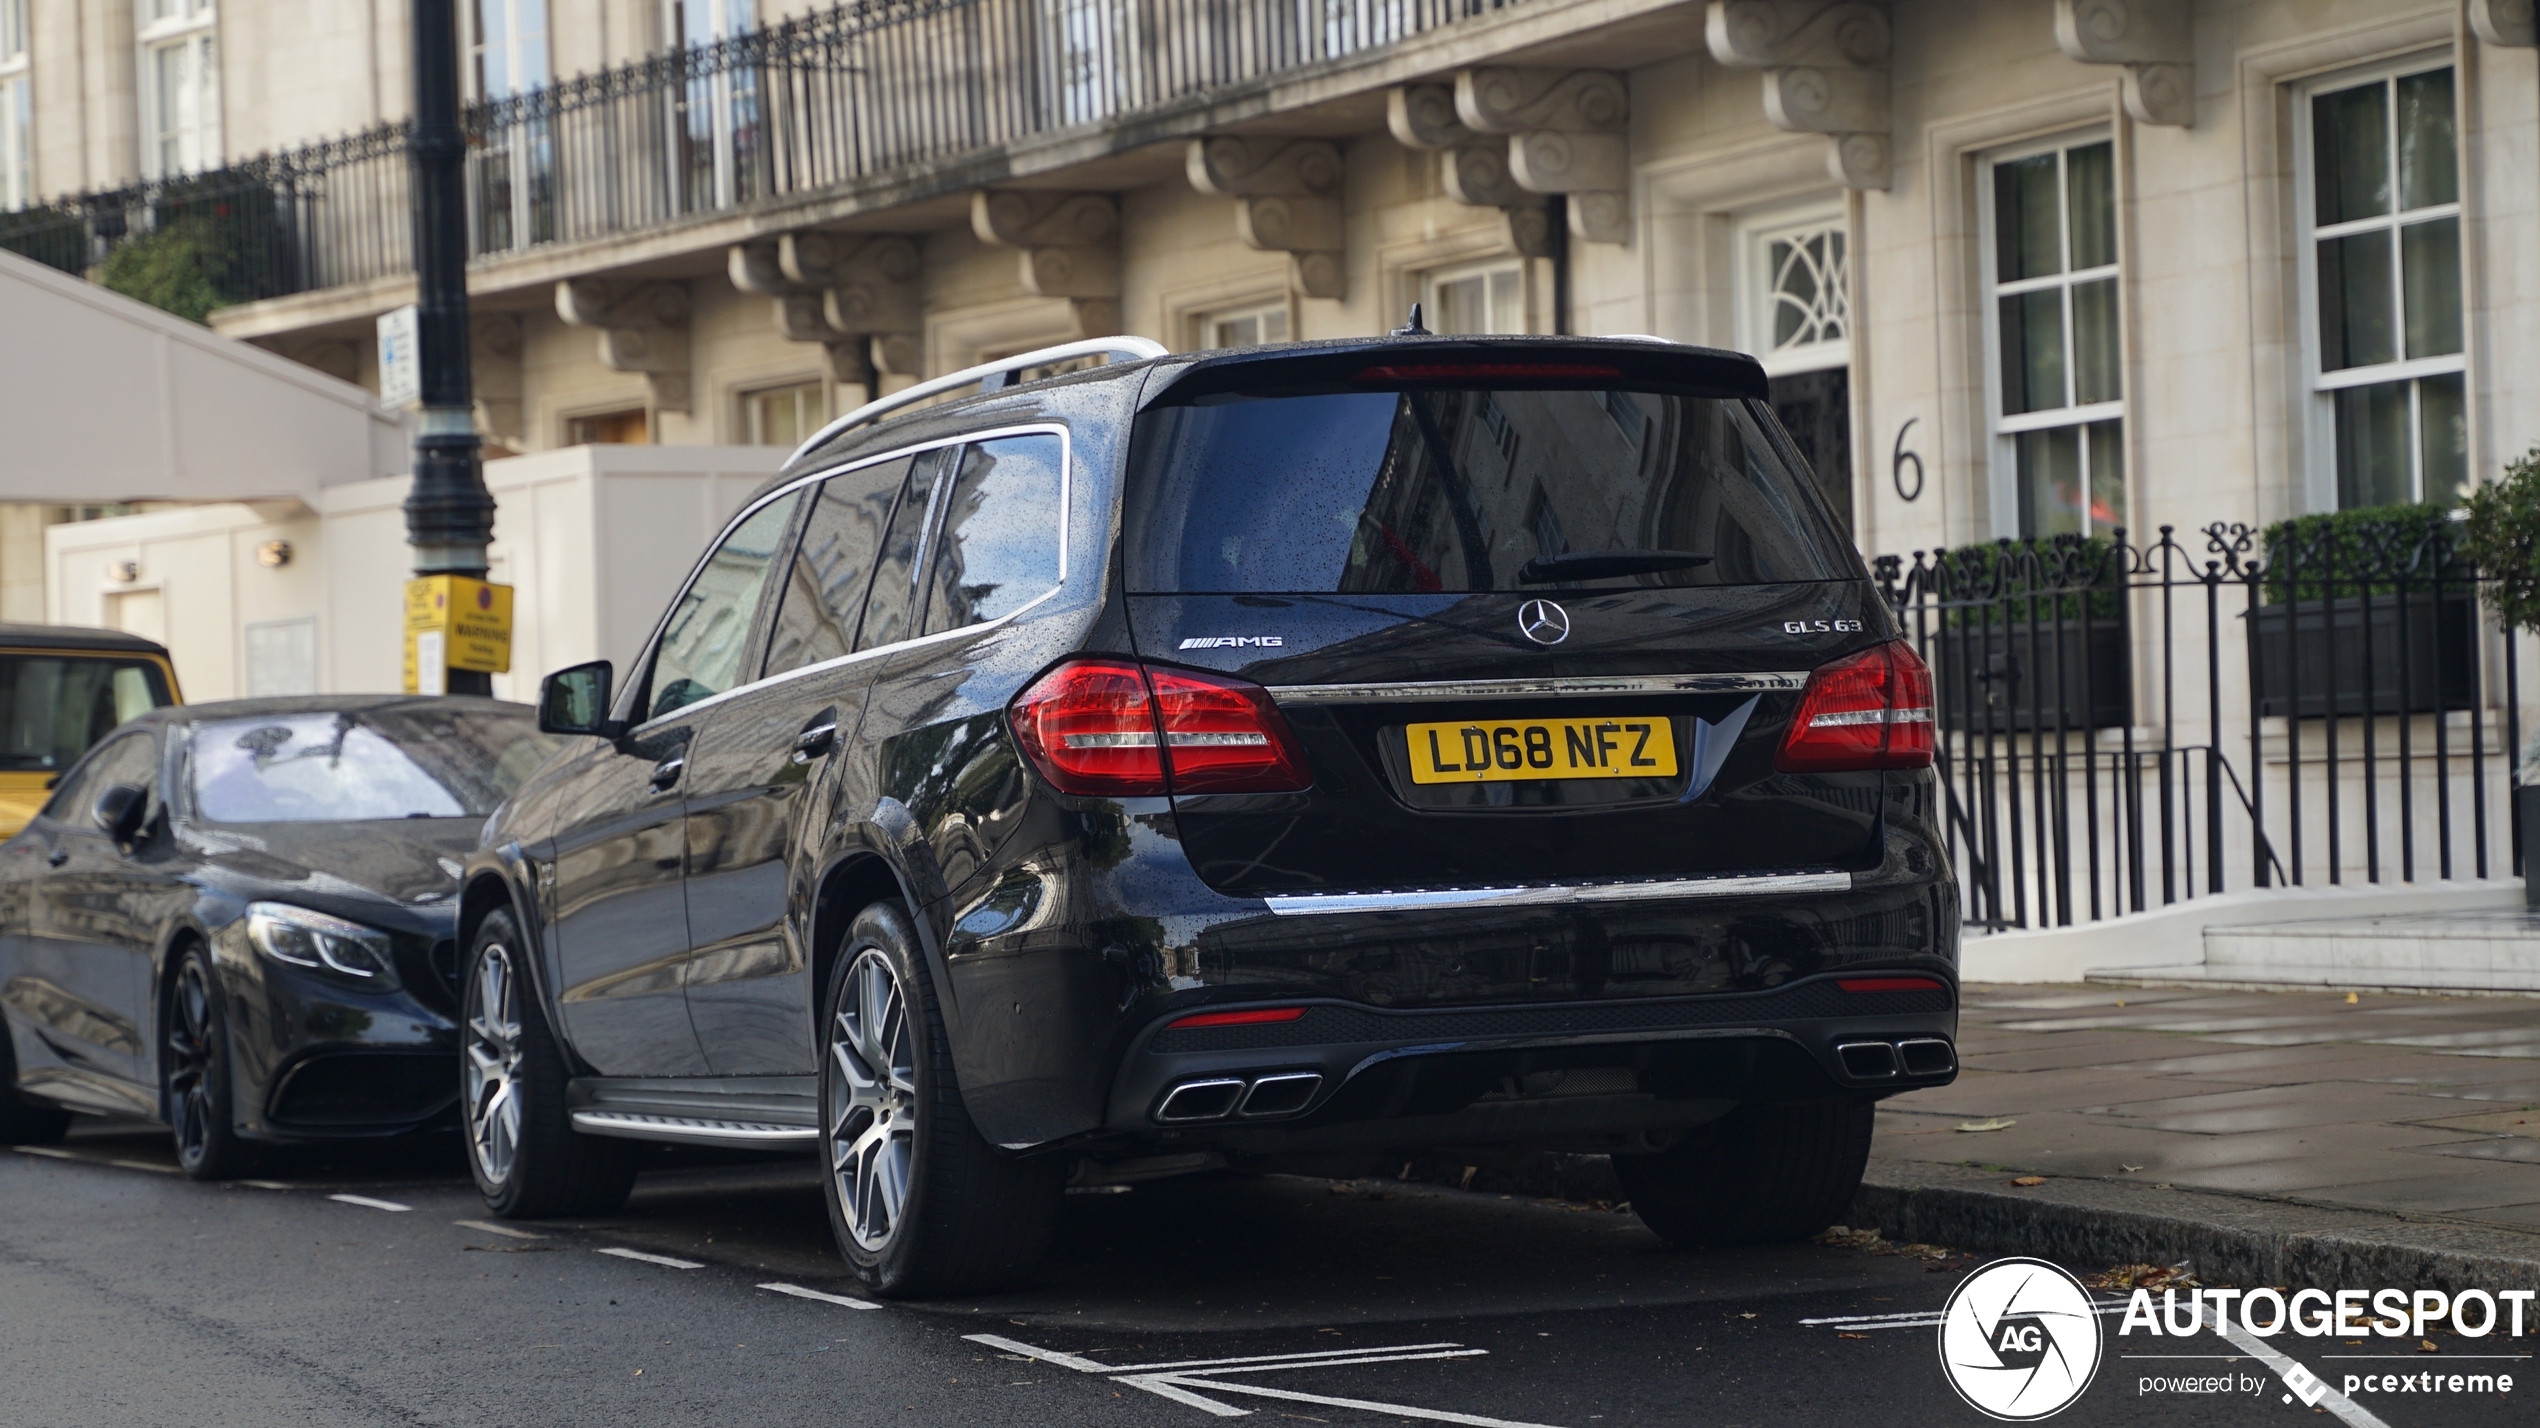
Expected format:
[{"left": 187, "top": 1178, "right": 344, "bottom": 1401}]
[{"left": 2463, "top": 447, "right": 2540, "bottom": 635}]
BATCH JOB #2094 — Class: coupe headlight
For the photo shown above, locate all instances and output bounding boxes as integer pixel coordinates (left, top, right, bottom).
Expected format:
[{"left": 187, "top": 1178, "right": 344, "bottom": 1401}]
[{"left": 244, "top": 903, "right": 401, "bottom": 990}]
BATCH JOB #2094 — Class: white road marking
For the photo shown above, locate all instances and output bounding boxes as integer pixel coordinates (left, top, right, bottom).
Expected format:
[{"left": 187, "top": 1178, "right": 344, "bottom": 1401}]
[
  {"left": 1801, "top": 1300, "right": 2136, "bottom": 1331},
  {"left": 596, "top": 1246, "right": 703, "bottom": 1269},
  {"left": 9, "top": 1146, "right": 76, "bottom": 1160},
  {"left": 454, "top": 1219, "right": 545, "bottom": 1240},
  {"left": 241, "top": 1180, "right": 298, "bottom": 1190},
  {"left": 328, "top": 1194, "right": 411, "bottom": 1212},
  {"left": 2200, "top": 1304, "right": 2393, "bottom": 1428},
  {"left": 759, "top": 1282, "right": 881, "bottom": 1310},
  {"left": 109, "top": 1159, "right": 177, "bottom": 1174},
  {"left": 965, "top": 1333, "right": 1552, "bottom": 1425}
]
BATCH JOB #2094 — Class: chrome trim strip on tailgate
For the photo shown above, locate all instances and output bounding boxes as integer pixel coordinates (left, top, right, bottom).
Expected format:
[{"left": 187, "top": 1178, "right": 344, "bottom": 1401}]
[
  {"left": 1269, "top": 673, "right": 1809, "bottom": 704},
  {"left": 1262, "top": 872, "right": 1853, "bottom": 916},
  {"left": 570, "top": 1111, "right": 819, "bottom": 1146}
]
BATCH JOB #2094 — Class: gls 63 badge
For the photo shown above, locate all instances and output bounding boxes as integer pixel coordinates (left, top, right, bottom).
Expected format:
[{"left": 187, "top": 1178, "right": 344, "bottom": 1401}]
[{"left": 1938, "top": 1258, "right": 2105, "bottom": 1420}]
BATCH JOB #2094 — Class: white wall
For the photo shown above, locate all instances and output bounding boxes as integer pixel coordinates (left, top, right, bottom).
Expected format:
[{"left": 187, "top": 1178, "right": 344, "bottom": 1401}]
[
  {"left": 48, "top": 446, "right": 784, "bottom": 705},
  {"left": 0, "top": 248, "right": 403, "bottom": 505}
]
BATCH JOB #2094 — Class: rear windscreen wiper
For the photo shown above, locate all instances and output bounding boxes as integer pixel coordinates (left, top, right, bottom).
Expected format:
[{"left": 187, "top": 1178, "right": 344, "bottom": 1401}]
[{"left": 1515, "top": 549, "right": 1714, "bottom": 584}]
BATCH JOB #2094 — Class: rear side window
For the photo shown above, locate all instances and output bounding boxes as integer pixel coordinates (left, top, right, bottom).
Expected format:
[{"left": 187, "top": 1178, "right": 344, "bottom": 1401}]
[
  {"left": 919, "top": 434, "right": 1065, "bottom": 637},
  {"left": 763, "top": 455, "right": 909, "bottom": 678},
  {"left": 853, "top": 449, "right": 948, "bottom": 653},
  {"left": 1126, "top": 388, "right": 1849, "bottom": 593}
]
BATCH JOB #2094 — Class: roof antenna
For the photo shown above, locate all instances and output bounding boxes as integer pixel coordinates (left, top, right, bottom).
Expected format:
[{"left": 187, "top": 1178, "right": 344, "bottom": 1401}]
[{"left": 1390, "top": 302, "right": 1429, "bottom": 337}]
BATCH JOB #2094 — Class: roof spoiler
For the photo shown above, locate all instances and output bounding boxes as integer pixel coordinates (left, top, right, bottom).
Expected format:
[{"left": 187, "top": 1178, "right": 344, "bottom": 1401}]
[{"left": 785, "top": 336, "right": 1169, "bottom": 467}]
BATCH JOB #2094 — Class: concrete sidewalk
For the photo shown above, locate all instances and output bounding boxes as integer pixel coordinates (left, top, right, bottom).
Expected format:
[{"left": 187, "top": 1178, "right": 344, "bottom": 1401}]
[{"left": 1852, "top": 983, "right": 2540, "bottom": 1285}]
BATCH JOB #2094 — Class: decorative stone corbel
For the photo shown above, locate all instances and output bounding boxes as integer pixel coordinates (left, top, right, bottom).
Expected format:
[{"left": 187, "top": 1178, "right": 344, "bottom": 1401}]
[
  {"left": 1185, "top": 138, "right": 1346, "bottom": 300},
  {"left": 554, "top": 279, "right": 692, "bottom": 413},
  {"left": 1386, "top": 84, "right": 1556, "bottom": 257},
  {"left": 2052, "top": 0, "right": 2194, "bottom": 127},
  {"left": 1704, "top": 1, "right": 1893, "bottom": 189},
  {"left": 2470, "top": 0, "right": 2537, "bottom": 46},
  {"left": 969, "top": 191, "right": 1124, "bottom": 336},
  {"left": 727, "top": 233, "right": 922, "bottom": 384},
  {"left": 471, "top": 313, "right": 525, "bottom": 449},
  {"left": 1450, "top": 69, "right": 1632, "bottom": 244}
]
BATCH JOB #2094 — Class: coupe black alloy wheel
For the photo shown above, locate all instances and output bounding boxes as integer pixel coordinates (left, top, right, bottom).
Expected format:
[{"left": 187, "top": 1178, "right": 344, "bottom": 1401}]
[{"left": 165, "top": 944, "right": 249, "bottom": 1180}]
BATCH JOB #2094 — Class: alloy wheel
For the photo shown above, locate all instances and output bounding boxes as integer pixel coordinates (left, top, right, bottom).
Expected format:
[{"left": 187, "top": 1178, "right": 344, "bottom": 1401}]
[
  {"left": 164, "top": 957, "right": 216, "bottom": 1165},
  {"left": 827, "top": 949, "right": 917, "bottom": 1252},
  {"left": 465, "top": 942, "right": 525, "bottom": 1186}
]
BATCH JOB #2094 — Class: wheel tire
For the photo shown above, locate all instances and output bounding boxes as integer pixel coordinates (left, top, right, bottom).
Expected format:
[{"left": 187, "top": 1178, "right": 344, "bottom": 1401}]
[
  {"left": 0, "top": 1025, "right": 72, "bottom": 1147},
  {"left": 1614, "top": 1099, "right": 1875, "bottom": 1248},
  {"left": 164, "top": 942, "right": 255, "bottom": 1180},
  {"left": 820, "top": 900, "right": 1061, "bottom": 1299},
  {"left": 463, "top": 909, "right": 638, "bottom": 1218}
]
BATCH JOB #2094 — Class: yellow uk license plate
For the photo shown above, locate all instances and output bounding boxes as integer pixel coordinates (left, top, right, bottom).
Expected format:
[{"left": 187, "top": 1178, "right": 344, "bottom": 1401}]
[{"left": 1406, "top": 717, "right": 1679, "bottom": 784}]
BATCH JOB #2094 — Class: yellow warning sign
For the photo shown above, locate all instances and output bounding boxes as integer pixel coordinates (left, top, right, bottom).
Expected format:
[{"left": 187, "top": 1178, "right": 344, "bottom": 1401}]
[{"left": 404, "top": 576, "right": 513, "bottom": 692}]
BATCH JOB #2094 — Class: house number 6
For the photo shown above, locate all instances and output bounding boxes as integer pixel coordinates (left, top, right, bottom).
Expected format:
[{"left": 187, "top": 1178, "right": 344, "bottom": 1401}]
[{"left": 1891, "top": 418, "right": 1925, "bottom": 502}]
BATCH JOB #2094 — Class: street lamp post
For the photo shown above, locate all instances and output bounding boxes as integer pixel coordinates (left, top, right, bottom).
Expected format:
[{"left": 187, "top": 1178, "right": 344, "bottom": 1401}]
[{"left": 403, "top": 0, "right": 495, "bottom": 697}]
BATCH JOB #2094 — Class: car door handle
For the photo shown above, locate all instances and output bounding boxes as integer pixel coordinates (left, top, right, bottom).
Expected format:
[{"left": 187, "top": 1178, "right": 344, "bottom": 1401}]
[
  {"left": 648, "top": 755, "right": 686, "bottom": 792},
  {"left": 792, "top": 710, "right": 839, "bottom": 765}
]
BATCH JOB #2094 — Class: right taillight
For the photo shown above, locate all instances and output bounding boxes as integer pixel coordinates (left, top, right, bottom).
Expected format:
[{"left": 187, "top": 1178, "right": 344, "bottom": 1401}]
[
  {"left": 1774, "top": 641, "right": 1936, "bottom": 773},
  {"left": 1009, "top": 660, "right": 1311, "bottom": 797}
]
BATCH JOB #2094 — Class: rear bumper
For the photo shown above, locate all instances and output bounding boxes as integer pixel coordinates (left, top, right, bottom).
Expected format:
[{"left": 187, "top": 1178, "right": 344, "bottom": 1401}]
[{"left": 1101, "top": 974, "right": 1954, "bottom": 1153}]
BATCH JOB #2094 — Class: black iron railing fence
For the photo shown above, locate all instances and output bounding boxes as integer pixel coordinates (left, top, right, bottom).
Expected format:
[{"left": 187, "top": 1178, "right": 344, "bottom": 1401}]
[
  {"left": 0, "top": 0, "right": 1531, "bottom": 303},
  {"left": 1878, "top": 513, "right": 2527, "bottom": 931}
]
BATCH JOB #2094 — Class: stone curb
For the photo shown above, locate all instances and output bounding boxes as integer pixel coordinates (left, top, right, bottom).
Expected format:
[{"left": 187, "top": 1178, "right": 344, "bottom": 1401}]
[{"left": 1851, "top": 1158, "right": 2540, "bottom": 1293}]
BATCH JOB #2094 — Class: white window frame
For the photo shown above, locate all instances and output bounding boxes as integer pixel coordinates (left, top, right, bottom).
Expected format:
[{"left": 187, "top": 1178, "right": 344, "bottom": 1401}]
[
  {"left": 1, "top": 0, "right": 30, "bottom": 211},
  {"left": 739, "top": 378, "right": 825, "bottom": 447},
  {"left": 137, "top": 0, "right": 219, "bottom": 180},
  {"left": 467, "top": 0, "right": 552, "bottom": 253},
  {"left": 1733, "top": 201, "right": 1850, "bottom": 378},
  {"left": 1421, "top": 256, "right": 1529, "bottom": 336},
  {"left": 2291, "top": 51, "right": 2465, "bottom": 511},
  {"left": 1193, "top": 297, "right": 1292, "bottom": 351},
  {"left": 1976, "top": 127, "right": 2125, "bottom": 540}
]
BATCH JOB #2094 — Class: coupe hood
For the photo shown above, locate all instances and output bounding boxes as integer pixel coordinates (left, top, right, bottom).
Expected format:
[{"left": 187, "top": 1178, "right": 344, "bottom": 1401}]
[{"left": 188, "top": 819, "right": 478, "bottom": 913}]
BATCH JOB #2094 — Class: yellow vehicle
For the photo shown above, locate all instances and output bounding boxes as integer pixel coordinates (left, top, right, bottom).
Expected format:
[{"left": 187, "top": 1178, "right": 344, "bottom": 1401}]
[{"left": 0, "top": 625, "right": 182, "bottom": 837}]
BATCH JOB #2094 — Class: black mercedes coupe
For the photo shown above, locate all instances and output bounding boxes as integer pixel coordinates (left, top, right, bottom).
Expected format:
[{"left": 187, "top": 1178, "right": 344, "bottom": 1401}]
[{"left": 0, "top": 695, "right": 553, "bottom": 1176}]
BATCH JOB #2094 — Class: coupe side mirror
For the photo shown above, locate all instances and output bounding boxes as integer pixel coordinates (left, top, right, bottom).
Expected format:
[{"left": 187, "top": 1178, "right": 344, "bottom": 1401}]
[
  {"left": 91, "top": 784, "right": 146, "bottom": 843},
  {"left": 539, "top": 660, "right": 621, "bottom": 738}
]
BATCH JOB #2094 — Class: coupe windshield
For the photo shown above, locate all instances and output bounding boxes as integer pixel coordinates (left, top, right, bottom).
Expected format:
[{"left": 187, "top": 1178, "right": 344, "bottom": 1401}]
[{"left": 190, "top": 707, "right": 555, "bottom": 823}]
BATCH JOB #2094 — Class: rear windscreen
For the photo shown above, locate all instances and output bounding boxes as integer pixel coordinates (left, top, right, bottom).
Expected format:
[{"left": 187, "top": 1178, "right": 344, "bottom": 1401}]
[{"left": 1125, "top": 388, "right": 1852, "bottom": 594}]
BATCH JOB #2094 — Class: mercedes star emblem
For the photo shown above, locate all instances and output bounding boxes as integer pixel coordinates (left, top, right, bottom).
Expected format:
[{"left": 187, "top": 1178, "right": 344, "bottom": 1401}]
[{"left": 1516, "top": 598, "right": 1571, "bottom": 646}]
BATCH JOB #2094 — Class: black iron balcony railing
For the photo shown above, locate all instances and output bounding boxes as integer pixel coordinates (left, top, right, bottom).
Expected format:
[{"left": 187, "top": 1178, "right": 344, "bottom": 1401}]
[{"left": 0, "top": 0, "right": 1531, "bottom": 305}]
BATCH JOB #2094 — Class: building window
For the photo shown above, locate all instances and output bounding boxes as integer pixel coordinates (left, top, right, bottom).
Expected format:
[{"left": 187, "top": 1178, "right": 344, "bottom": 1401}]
[
  {"left": 667, "top": 0, "right": 760, "bottom": 212},
  {"left": 1738, "top": 205, "right": 1853, "bottom": 536},
  {"left": 468, "top": 0, "right": 552, "bottom": 251},
  {"left": 741, "top": 381, "right": 822, "bottom": 447},
  {"left": 1982, "top": 135, "right": 2123, "bottom": 539},
  {"left": 2299, "top": 61, "right": 2464, "bottom": 509},
  {"left": 138, "top": 0, "right": 219, "bottom": 179},
  {"left": 1197, "top": 300, "right": 1289, "bottom": 350},
  {"left": 569, "top": 408, "right": 649, "bottom": 445},
  {"left": 1424, "top": 258, "right": 1525, "bottom": 335},
  {"left": 0, "top": 0, "right": 29, "bottom": 211}
]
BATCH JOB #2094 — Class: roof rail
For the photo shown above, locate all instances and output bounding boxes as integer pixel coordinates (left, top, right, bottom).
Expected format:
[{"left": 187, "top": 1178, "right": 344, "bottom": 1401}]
[{"left": 784, "top": 335, "right": 1170, "bottom": 467}]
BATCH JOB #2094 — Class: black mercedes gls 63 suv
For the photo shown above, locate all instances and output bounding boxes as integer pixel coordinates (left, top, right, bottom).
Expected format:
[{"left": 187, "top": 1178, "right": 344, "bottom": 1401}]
[{"left": 460, "top": 332, "right": 1959, "bottom": 1297}]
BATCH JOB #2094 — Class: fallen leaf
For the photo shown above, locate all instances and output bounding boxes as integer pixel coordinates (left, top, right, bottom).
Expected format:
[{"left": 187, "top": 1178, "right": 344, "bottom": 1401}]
[
  {"left": 2420, "top": 1340, "right": 2440, "bottom": 1354},
  {"left": 1955, "top": 1118, "right": 2017, "bottom": 1133},
  {"left": 2011, "top": 1176, "right": 2046, "bottom": 1187},
  {"left": 2119, "top": 1164, "right": 2145, "bottom": 1173},
  {"left": 1738, "top": 1312, "right": 1758, "bottom": 1319},
  {"left": 1838, "top": 1332, "right": 1870, "bottom": 1340},
  {"left": 1813, "top": 1226, "right": 1885, "bottom": 1249},
  {"left": 2346, "top": 992, "right": 2360, "bottom": 1004}
]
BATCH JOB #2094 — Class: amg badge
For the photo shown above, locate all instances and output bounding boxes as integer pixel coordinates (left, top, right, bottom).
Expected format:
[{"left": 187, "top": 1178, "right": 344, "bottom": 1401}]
[{"left": 1178, "top": 636, "right": 1285, "bottom": 650}]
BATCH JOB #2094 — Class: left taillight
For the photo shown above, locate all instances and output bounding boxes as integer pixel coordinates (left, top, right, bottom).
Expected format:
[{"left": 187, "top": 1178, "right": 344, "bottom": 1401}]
[
  {"left": 1774, "top": 641, "right": 1936, "bottom": 773},
  {"left": 1009, "top": 659, "right": 1310, "bottom": 797}
]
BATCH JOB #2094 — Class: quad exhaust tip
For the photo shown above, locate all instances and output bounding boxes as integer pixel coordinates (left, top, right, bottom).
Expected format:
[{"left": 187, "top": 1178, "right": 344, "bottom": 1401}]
[
  {"left": 1835, "top": 1038, "right": 1956, "bottom": 1081},
  {"left": 1154, "top": 1072, "right": 1324, "bottom": 1124}
]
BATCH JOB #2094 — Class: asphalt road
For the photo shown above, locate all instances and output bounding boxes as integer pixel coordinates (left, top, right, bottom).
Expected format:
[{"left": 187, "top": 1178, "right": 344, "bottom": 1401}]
[{"left": 0, "top": 1122, "right": 2527, "bottom": 1428}]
